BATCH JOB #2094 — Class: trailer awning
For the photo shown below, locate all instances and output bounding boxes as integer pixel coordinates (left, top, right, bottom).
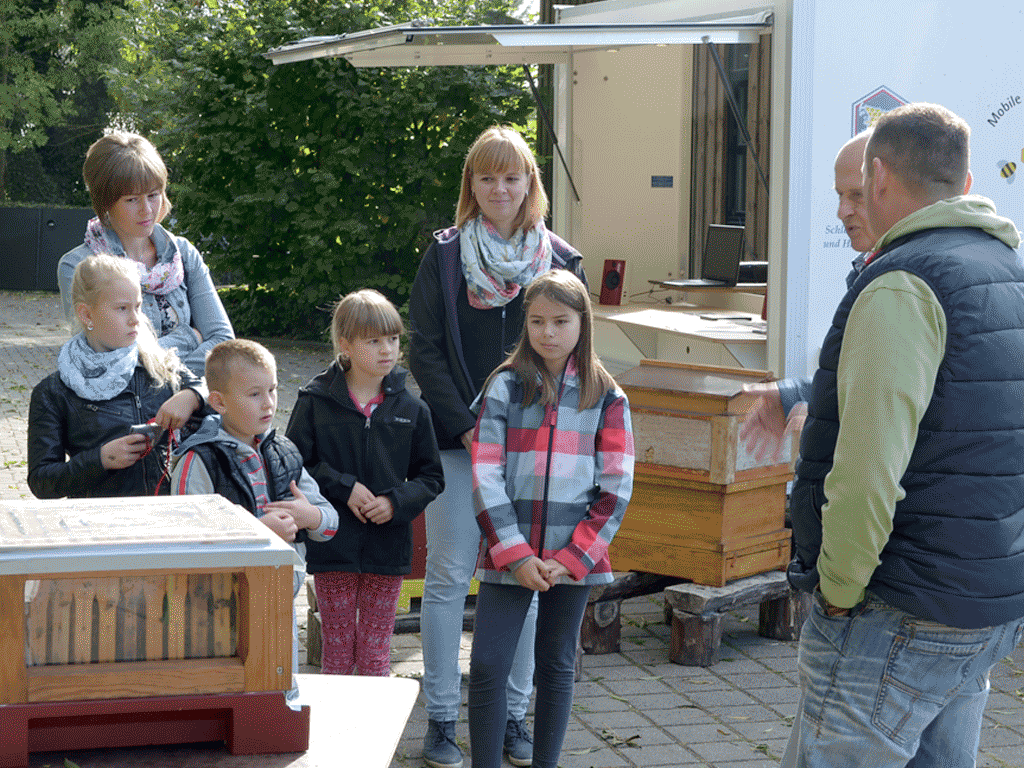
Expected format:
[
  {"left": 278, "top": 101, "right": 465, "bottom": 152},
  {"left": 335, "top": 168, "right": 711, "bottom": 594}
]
[{"left": 264, "top": 16, "right": 773, "bottom": 68}]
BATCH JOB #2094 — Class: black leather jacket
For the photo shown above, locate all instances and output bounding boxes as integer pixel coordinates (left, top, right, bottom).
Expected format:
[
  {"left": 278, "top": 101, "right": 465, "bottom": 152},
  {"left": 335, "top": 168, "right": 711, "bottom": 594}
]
[{"left": 28, "top": 365, "right": 204, "bottom": 498}]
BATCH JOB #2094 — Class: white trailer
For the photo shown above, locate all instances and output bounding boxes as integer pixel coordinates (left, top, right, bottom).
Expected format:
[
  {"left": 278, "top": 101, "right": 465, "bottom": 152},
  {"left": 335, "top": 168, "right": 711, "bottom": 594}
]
[{"left": 267, "top": 0, "right": 1024, "bottom": 380}]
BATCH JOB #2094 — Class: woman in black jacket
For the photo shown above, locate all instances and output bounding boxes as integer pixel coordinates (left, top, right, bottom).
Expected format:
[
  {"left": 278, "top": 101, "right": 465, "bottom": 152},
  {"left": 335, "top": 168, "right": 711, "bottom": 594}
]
[{"left": 407, "top": 125, "right": 587, "bottom": 768}]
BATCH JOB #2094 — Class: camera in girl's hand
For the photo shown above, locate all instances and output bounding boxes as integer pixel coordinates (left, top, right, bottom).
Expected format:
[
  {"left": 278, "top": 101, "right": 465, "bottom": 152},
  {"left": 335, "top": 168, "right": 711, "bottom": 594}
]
[{"left": 129, "top": 423, "right": 163, "bottom": 442}]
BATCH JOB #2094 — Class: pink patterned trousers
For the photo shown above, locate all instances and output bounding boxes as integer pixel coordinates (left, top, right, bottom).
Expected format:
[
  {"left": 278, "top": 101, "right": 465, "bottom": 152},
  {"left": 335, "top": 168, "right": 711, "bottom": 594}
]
[{"left": 313, "top": 571, "right": 404, "bottom": 676}]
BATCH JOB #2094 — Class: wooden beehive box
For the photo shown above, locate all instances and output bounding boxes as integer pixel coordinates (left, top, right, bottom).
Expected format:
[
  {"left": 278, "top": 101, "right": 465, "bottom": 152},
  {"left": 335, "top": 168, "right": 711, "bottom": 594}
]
[
  {"left": 610, "top": 360, "right": 793, "bottom": 586},
  {"left": 0, "top": 495, "right": 308, "bottom": 765},
  {"left": 616, "top": 359, "right": 791, "bottom": 483}
]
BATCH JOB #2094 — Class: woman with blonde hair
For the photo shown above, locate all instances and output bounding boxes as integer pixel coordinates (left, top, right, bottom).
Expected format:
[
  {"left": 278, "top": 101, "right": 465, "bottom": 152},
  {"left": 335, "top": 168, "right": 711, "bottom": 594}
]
[
  {"left": 58, "top": 132, "right": 233, "bottom": 374},
  {"left": 408, "top": 125, "right": 587, "bottom": 768}
]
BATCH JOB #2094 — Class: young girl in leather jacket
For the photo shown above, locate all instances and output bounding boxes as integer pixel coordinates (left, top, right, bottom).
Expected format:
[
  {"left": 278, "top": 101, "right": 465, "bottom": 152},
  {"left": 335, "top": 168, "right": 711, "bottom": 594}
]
[{"left": 28, "top": 254, "right": 205, "bottom": 498}]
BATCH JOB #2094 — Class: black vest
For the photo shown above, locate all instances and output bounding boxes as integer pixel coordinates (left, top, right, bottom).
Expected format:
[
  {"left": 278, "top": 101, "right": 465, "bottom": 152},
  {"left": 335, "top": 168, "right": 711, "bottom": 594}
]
[
  {"left": 791, "top": 226, "right": 1024, "bottom": 628},
  {"left": 191, "top": 432, "right": 305, "bottom": 528}
]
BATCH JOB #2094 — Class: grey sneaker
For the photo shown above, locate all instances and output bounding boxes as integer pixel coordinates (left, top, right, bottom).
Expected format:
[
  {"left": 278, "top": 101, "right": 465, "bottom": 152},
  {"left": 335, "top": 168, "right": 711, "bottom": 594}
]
[
  {"left": 422, "top": 719, "right": 463, "bottom": 768},
  {"left": 503, "top": 717, "right": 533, "bottom": 767}
]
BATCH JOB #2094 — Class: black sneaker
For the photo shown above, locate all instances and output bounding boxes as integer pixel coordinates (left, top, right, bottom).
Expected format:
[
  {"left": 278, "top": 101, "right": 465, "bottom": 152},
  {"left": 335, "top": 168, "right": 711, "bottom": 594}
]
[
  {"left": 503, "top": 717, "right": 533, "bottom": 767},
  {"left": 422, "top": 719, "right": 463, "bottom": 768}
]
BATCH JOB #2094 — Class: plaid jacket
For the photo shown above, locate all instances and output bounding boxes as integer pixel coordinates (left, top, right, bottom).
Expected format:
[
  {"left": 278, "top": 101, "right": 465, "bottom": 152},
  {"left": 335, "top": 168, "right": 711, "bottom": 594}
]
[{"left": 472, "top": 359, "right": 634, "bottom": 585}]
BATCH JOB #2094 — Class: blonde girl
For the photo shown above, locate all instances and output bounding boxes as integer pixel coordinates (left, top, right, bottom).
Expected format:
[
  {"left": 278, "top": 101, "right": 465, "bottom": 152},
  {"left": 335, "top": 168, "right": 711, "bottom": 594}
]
[
  {"left": 468, "top": 270, "right": 635, "bottom": 768},
  {"left": 28, "top": 254, "right": 205, "bottom": 498},
  {"left": 285, "top": 289, "right": 443, "bottom": 676}
]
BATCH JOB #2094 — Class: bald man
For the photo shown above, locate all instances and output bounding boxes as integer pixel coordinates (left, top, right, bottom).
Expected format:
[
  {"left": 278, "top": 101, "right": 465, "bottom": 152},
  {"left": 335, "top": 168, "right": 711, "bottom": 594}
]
[
  {"left": 740, "top": 133, "right": 879, "bottom": 461},
  {"left": 835, "top": 132, "right": 878, "bottom": 254}
]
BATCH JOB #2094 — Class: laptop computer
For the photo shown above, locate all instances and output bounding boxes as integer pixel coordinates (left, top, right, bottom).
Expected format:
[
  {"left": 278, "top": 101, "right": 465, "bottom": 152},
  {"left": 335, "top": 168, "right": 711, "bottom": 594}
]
[{"left": 673, "top": 224, "right": 745, "bottom": 287}]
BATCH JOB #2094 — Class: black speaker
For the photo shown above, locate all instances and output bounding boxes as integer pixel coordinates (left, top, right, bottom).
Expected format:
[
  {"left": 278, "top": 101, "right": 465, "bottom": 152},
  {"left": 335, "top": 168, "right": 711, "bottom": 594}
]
[{"left": 599, "top": 259, "right": 625, "bottom": 305}]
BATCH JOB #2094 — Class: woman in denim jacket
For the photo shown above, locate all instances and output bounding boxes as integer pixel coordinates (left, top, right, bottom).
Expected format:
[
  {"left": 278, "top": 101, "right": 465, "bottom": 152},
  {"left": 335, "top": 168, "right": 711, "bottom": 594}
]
[{"left": 59, "top": 132, "right": 233, "bottom": 375}]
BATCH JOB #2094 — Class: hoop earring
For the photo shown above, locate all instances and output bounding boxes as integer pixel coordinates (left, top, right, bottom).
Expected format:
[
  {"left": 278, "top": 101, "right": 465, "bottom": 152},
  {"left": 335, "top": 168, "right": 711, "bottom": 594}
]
[{"left": 87, "top": 323, "right": 94, "bottom": 331}]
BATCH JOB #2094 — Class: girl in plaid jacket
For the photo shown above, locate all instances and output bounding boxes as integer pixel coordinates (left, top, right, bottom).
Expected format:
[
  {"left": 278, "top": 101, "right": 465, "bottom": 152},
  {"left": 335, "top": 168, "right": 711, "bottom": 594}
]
[{"left": 468, "top": 270, "right": 635, "bottom": 768}]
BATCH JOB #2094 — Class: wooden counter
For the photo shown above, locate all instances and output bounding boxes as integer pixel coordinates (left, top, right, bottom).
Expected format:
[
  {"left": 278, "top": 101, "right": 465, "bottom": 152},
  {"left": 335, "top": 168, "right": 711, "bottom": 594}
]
[{"left": 594, "top": 304, "right": 767, "bottom": 373}]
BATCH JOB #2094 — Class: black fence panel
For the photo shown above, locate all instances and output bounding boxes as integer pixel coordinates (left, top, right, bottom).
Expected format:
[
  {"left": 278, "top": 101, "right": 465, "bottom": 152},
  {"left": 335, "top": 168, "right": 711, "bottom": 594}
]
[{"left": 0, "top": 207, "right": 92, "bottom": 292}]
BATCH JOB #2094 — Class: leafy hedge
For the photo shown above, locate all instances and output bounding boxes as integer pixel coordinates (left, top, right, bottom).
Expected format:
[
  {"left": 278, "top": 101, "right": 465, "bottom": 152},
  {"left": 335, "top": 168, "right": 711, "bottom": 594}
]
[
  {"left": 217, "top": 283, "right": 333, "bottom": 343},
  {"left": 113, "top": 0, "right": 534, "bottom": 329}
]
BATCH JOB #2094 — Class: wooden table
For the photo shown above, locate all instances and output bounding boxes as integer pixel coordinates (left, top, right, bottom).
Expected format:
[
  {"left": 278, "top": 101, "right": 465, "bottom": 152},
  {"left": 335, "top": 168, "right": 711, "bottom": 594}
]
[
  {"left": 651, "top": 279, "right": 768, "bottom": 296},
  {"left": 594, "top": 304, "right": 767, "bottom": 371},
  {"left": 24, "top": 674, "right": 419, "bottom": 767}
]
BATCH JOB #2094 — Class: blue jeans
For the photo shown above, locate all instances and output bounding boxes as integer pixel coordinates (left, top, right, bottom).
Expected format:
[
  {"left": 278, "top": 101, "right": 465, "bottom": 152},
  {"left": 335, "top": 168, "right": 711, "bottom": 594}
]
[
  {"left": 420, "top": 449, "right": 537, "bottom": 721},
  {"left": 469, "top": 582, "right": 590, "bottom": 768},
  {"left": 783, "top": 591, "right": 1024, "bottom": 768}
]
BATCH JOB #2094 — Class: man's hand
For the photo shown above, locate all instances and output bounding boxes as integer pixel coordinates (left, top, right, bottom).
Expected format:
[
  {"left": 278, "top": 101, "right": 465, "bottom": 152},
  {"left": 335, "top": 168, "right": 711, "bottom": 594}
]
[
  {"left": 739, "top": 382, "right": 804, "bottom": 463},
  {"left": 819, "top": 589, "right": 851, "bottom": 617},
  {"left": 824, "top": 600, "right": 851, "bottom": 617}
]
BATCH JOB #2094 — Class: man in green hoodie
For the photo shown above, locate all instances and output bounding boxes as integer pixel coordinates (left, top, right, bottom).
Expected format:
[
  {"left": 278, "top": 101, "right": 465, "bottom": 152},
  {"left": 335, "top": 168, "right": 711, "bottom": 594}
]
[{"left": 782, "top": 103, "right": 1024, "bottom": 768}]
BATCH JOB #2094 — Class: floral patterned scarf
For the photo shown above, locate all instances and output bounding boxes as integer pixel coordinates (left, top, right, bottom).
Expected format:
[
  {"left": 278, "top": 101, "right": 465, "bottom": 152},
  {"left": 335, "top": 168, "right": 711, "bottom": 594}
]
[
  {"left": 459, "top": 216, "right": 552, "bottom": 310},
  {"left": 85, "top": 217, "right": 185, "bottom": 296}
]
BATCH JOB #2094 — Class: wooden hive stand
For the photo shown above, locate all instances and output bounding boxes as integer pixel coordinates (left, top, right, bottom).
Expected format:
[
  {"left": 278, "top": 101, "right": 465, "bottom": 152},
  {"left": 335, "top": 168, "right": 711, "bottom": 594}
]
[
  {"left": 663, "top": 571, "right": 812, "bottom": 666},
  {"left": 580, "top": 572, "right": 683, "bottom": 654}
]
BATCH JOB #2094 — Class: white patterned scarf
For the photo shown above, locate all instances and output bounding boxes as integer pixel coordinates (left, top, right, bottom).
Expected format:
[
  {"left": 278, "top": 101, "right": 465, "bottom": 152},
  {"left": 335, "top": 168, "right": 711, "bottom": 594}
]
[
  {"left": 459, "top": 216, "right": 552, "bottom": 310},
  {"left": 58, "top": 333, "right": 139, "bottom": 401},
  {"left": 85, "top": 217, "right": 185, "bottom": 296}
]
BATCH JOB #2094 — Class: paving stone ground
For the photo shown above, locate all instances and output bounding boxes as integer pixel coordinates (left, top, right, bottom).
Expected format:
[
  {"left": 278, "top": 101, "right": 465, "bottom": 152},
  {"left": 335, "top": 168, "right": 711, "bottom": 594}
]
[{"left": 3, "top": 289, "right": 1024, "bottom": 767}]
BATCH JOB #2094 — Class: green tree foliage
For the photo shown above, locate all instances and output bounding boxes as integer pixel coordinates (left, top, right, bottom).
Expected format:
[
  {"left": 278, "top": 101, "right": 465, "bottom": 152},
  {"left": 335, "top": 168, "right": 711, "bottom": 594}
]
[
  {"left": 111, "top": 0, "right": 533, "bottom": 338},
  {"left": 0, "top": 0, "right": 124, "bottom": 202}
]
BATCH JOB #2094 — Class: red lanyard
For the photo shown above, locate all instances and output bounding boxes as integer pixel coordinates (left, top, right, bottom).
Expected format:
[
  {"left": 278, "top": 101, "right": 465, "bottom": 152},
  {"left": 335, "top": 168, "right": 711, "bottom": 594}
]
[{"left": 139, "top": 425, "right": 179, "bottom": 496}]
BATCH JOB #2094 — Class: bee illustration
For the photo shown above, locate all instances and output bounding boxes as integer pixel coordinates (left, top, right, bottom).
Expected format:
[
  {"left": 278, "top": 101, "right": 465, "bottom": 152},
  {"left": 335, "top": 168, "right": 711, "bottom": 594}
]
[{"left": 999, "top": 159, "right": 1017, "bottom": 184}]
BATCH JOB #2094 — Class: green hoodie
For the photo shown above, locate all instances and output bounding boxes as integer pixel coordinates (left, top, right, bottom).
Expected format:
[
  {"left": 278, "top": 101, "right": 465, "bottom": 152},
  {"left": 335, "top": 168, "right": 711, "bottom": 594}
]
[
  {"left": 818, "top": 196, "right": 1021, "bottom": 610},
  {"left": 874, "top": 194, "right": 1021, "bottom": 251}
]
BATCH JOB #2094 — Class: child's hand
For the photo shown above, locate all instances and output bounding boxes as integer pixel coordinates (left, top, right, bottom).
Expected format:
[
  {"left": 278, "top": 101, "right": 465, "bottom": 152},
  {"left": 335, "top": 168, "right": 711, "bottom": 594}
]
[
  {"left": 265, "top": 481, "right": 322, "bottom": 531},
  {"left": 154, "top": 389, "right": 201, "bottom": 431},
  {"left": 347, "top": 481, "right": 376, "bottom": 523},
  {"left": 260, "top": 509, "right": 298, "bottom": 543},
  {"left": 363, "top": 495, "right": 394, "bottom": 525},
  {"left": 100, "top": 434, "right": 151, "bottom": 469},
  {"left": 541, "top": 559, "right": 572, "bottom": 587},
  {"left": 513, "top": 557, "right": 551, "bottom": 592}
]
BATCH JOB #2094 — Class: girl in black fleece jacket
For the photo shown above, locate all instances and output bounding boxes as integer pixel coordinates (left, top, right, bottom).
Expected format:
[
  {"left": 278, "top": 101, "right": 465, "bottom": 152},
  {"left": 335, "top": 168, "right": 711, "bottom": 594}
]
[{"left": 285, "top": 289, "right": 443, "bottom": 676}]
